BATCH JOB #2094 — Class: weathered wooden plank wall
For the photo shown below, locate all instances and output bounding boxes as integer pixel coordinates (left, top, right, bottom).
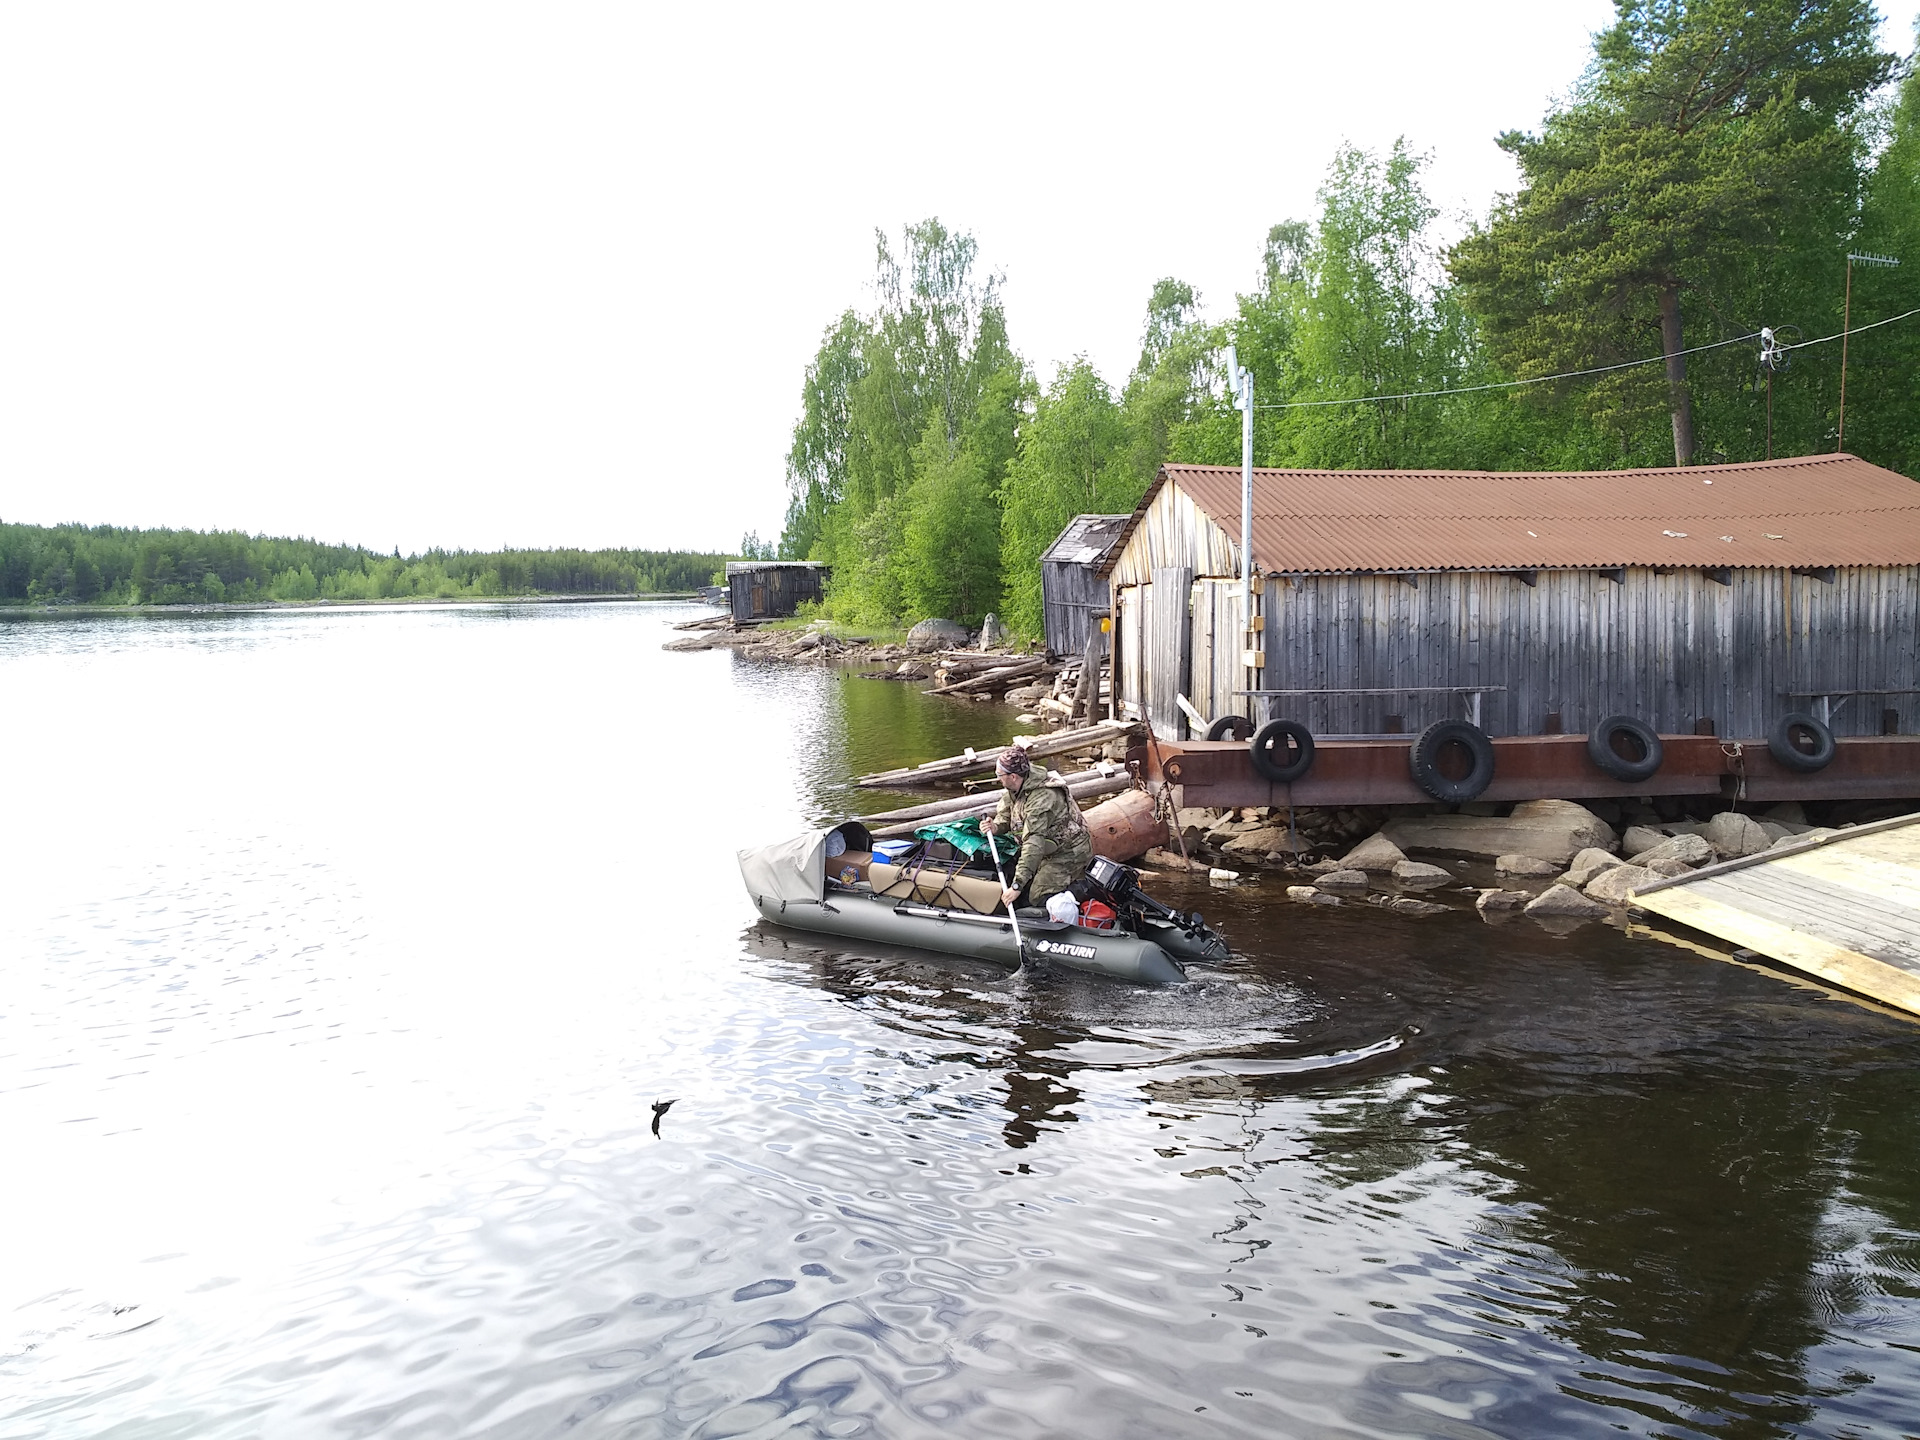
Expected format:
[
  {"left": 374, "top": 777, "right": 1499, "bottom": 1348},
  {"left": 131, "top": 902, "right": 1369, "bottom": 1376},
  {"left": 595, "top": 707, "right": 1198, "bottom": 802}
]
[
  {"left": 1042, "top": 559, "right": 1110, "bottom": 658},
  {"left": 1186, "top": 580, "right": 1246, "bottom": 730},
  {"left": 1115, "top": 583, "right": 1146, "bottom": 722},
  {"left": 728, "top": 565, "right": 827, "bottom": 622},
  {"left": 1108, "top": 483, "right": 1239, "bottom": 587},
  {"left": 1259, "top": 565, "right": 1920, "bottom": 738},
  {"left": 1148, "top": 565, "right": 1194, "bottom": 738}
]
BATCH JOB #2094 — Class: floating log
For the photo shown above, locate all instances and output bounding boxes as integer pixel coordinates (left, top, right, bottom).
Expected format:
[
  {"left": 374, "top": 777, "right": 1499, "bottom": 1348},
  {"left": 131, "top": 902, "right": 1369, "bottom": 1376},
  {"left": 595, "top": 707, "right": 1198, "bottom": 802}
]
[
  {"left": 855, "top": 719, "right": 1138, "bottom": 789},
  {"left": 867, "top": 772, "right": 1135, "bottom": 838}
]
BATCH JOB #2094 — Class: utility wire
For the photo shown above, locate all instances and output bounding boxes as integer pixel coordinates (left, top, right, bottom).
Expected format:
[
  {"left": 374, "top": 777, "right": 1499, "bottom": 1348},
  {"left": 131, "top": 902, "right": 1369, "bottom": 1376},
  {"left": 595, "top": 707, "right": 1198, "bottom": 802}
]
[
  {"left": 1780, "top": 304, "right": 1920, "bottom": 353},
  {"left": 1250, "top": 330, "right": 1759, "bottom": 410},
  {"left": 1247, "top": 304, "right": 1920, "bottom": 412}
]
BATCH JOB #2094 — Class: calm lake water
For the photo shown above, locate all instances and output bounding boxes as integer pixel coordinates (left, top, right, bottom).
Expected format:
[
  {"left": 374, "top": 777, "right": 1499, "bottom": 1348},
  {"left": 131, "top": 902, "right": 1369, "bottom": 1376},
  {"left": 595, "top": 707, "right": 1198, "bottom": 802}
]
[{"left": 2, "top": 600, "right": 1917, "bottom": 1440}]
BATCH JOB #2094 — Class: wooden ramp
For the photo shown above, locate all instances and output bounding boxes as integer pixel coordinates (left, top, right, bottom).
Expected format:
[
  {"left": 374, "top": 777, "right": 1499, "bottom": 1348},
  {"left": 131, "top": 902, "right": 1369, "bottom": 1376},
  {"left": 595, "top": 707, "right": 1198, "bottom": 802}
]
[{"left": 1632, "top": 813, "right": 1920, "bottom": 1018}]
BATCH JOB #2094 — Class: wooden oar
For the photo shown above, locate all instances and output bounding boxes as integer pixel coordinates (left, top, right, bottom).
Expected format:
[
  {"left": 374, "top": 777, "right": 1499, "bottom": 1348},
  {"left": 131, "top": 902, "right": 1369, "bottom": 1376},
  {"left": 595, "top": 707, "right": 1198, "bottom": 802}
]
[{"left": 987, "top": 830, "right": 1029, "bottom": 972}]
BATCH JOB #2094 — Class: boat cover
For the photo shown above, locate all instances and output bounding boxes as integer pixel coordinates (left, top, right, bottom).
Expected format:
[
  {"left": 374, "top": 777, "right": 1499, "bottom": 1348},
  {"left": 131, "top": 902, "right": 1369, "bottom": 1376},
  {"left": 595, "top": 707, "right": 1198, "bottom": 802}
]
[{"left": 738, "top": 830, "right": 828, "bottom": 904}]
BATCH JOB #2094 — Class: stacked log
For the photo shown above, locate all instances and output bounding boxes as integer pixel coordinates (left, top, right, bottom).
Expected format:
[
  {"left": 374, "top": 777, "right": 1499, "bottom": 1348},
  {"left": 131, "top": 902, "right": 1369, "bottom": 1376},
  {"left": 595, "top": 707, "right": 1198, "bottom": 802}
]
[
  {"left": 865, "top": 769, "right": 1135, "bottom": 838},
  {"left": 855, "top": 720, "right": 1137, "bottom": 789},
  {"left": 928, "top": 655, "right": 1054, "bottom": 696}
]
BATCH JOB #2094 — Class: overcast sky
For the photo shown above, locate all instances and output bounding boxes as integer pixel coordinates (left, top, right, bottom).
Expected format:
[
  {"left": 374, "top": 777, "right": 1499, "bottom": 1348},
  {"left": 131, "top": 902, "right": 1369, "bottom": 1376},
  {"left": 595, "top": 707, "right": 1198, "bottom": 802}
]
[{"left": 4, "top": 2, "right": 1917, "bottom": 555}]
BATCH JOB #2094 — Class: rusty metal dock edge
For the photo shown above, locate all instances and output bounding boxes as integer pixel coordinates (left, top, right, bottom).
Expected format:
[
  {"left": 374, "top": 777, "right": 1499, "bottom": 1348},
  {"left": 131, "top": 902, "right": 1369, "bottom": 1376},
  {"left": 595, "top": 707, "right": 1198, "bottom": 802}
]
[{"left": 1139, "top": 734, "right": 1920, "bottom": 810}]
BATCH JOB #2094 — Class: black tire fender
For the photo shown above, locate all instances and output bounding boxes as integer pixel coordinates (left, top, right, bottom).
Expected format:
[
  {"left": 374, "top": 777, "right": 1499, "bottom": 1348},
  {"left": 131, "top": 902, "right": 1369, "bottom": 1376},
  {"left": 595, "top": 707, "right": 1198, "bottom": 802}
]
[
  {"left": 1206, "top": 714, "right": 1254, "bottom": 742},
  {"left": 1587, "top": 715, "right": 1664, "bottom": 783},
  {"left": 1408, "top": 719, "right": 1496, "bottom": 803},
  {"left": 1768, "top": 712, "right": 1836, "bottom": 772},
  {"left": 1249, "top": 719, "right": 1315, "bottom": 783}
]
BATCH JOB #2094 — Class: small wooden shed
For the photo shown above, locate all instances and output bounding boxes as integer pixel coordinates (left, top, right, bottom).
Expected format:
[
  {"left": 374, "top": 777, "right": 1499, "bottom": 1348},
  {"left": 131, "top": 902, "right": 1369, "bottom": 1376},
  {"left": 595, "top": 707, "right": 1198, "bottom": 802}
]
[
  {"left": 726, "top": 561, "right": 829, "bottom": 623},
  {"left": 1041, "top": 515, "right": 1129, "bottom": 658},
  {"left": 1099, "top": 454, "right": 1920, "bottom": 742}
]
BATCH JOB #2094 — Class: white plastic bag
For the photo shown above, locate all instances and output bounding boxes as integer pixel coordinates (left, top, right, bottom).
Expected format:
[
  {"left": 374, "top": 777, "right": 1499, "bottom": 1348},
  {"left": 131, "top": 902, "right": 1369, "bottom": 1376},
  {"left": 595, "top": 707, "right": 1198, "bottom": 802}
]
[{"left": 1045, "top": 892, "right": 1079, "bottom": 924}]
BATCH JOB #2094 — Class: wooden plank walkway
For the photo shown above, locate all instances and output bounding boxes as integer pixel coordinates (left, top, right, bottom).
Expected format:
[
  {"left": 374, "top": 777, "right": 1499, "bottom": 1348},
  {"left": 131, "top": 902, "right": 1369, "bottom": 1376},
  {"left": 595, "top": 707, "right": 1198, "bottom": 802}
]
[{"left": 1632, "top": 813, "right": 1920, "bottom": 1017}]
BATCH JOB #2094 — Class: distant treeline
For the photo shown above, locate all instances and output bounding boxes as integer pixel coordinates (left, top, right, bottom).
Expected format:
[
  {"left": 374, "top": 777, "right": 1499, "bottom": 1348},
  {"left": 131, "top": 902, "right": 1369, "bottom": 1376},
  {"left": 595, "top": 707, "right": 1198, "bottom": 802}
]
[{"left": 0, "top": 521, "right": 733, "bottom": 606}]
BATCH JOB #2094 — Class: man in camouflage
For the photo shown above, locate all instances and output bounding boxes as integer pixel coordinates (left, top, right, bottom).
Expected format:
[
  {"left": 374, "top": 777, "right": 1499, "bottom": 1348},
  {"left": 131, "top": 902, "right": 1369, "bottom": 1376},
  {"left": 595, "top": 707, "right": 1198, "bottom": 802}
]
[{"left": 980, "top": 745, "right": 1092, "bottom": 909}]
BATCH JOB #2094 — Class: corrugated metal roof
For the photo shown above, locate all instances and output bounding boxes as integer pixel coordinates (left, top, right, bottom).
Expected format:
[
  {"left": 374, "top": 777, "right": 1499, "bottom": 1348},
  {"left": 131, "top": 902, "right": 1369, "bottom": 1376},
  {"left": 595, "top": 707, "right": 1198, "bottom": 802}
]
[
  {"left": 724, "top": 560, "right": 828, "bottom": 576},
  {"left": 1129, "top": 454, "right": 1920, "bottom": 573},
  {"left": 1042, "top": 513, "right": 1132, "bottom": 567}
]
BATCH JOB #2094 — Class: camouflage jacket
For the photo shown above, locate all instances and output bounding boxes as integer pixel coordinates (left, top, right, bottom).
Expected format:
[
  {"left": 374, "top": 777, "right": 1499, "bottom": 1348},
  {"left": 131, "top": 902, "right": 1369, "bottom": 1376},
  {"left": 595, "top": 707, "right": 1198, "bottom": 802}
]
[{"left": 992, "top": 769, "right": 1091, "bottom": 890}]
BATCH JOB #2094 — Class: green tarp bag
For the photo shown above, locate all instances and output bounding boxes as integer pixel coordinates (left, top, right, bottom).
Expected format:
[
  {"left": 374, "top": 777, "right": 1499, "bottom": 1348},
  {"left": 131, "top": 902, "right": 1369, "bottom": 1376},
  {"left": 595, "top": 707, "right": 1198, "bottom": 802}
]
[{"left": 912, "top": 814, "right": 1016, "bottom": 863}]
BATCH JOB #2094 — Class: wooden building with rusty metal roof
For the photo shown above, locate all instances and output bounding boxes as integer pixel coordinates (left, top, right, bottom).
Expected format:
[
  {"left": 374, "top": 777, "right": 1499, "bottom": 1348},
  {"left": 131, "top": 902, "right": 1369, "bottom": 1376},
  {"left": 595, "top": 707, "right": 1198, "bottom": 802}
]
[
  {"left": 1099, "top": 453, "right": 1920, "bottom": 749},
  {"left": 1041, "top": 514, "right": 1129, "bottom": 658}
]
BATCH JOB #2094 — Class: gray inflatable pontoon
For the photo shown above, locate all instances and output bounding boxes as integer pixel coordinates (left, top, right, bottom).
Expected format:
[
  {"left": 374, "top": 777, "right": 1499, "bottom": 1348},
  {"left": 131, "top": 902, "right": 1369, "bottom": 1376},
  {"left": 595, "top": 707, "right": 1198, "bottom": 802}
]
[{"left": 738, "top": 825, "right": 1225, "bottom": 986}]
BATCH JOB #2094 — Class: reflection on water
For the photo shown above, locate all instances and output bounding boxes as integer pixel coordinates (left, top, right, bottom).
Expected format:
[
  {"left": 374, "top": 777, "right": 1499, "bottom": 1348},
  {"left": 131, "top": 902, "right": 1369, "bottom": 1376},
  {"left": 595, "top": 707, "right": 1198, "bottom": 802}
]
[{"left": 2, "top": 601, "right": 1917, "bottom": 1438}]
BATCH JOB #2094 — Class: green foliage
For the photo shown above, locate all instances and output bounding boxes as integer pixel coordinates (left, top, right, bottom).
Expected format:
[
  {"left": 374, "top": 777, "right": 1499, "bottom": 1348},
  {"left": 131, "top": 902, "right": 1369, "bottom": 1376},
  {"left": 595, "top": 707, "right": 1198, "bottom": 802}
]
[
  {"left": 776, "top": 11, "right": 1920, "bottom": 642},
  {"left": 1450, "top": 0, "right": 1895, "bottom": 464},
  {"left": 780, "top": 219, "right": 1025, "bottom": 627},
  {"left": 997, "top": 360, "right": 1133, "bottom": 636},
  {"left": 0, "top": 521, "right": 732, "bottom": 606},
  {"left": 1840, "top": 25, "right": 1920, "bottom": 474}
]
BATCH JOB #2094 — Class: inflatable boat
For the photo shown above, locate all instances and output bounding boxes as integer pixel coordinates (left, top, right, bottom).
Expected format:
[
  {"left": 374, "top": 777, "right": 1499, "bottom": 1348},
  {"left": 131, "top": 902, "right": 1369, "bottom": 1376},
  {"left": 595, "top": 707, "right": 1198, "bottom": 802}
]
[{"left": 737, "top": 821, "right": 1228, "bottom": 986}]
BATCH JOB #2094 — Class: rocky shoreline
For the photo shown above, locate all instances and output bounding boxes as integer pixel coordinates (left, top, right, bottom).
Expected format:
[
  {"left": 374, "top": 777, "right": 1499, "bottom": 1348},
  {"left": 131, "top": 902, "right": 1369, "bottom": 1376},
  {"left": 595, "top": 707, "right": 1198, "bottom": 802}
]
[
  {"left": 1154, "top": 794, "right": 1908, "bottom": 931},
  {"left": 663, "top": 615, "right": 1105, "bottom": 728}
]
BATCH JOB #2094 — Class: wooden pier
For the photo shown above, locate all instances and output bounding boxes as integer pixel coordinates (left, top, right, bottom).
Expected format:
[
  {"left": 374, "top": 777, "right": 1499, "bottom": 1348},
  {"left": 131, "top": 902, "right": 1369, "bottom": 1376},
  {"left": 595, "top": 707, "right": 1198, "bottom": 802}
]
[{"left": 1631, "top": 814, "right": 1920, "bottom": 1018}]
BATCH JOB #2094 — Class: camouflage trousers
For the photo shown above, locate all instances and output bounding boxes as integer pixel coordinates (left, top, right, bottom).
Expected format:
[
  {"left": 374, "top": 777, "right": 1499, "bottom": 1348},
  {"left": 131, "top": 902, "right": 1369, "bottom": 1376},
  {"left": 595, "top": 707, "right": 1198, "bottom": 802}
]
[{"left": 1021, "top": 834, "right": 1094, "bottom": 904}]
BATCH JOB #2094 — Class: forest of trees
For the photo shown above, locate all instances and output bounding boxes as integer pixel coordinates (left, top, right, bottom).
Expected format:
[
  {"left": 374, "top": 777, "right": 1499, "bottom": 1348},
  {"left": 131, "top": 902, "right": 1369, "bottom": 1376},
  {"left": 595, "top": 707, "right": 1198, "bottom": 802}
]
[
  {"left": 781, "top": 1, "right": 1920, "bottom": 634},
  {"left": 0, "top": 521, "right": 731, "bottom": 606}
]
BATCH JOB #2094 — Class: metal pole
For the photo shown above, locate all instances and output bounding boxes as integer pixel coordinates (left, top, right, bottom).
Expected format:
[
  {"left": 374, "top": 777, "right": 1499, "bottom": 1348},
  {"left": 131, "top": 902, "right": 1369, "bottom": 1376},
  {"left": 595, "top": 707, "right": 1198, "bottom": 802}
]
[
  {"left": 1239, "top": 367, "right": 1253, "bottom": 626},
  {"left": 1839, "top": 256, "right": 1853, "bottom": 453}
]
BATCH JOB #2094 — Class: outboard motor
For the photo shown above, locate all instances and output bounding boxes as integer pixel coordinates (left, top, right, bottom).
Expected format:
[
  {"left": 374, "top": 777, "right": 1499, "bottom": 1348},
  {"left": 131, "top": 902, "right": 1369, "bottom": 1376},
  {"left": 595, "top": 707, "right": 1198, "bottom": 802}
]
[{"left": 1083, "top": 856, "right": 1228, "bottom": 961}]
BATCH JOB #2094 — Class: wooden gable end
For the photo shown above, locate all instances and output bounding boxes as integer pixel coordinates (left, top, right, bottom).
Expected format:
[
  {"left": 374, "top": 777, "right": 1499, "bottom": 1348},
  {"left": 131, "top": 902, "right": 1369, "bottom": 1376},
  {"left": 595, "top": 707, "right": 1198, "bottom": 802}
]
[{"left": 1107, "top": 478, "right": 1242, "bottom": 588}]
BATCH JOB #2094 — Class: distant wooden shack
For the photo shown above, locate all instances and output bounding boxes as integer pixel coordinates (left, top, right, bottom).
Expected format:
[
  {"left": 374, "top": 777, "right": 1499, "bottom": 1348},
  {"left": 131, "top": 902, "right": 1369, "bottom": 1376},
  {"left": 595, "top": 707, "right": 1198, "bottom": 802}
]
[
  {"left": 726, "top": 561, "right": 828, "bottom": 624},
  {"left": 1099, "top": 454, "right": 1920, "bottom": 743},
  {"left": 1041, "top": 514, "right": 1130, "bottom": 658}
]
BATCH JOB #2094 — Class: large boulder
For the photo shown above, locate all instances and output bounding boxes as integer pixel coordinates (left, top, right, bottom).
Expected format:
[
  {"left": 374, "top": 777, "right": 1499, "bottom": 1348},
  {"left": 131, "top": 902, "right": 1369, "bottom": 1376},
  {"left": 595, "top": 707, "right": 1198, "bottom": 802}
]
[
  {"left": 1584, "top": 863, "right": 1661, "bottom": 904},
  {"left": 1620, "top": 825, "right": 1669, "bottom": 858},
  {"left": 1564, "top": 847, "right": 1626, "bottom": 888},
  {"left": 1380, "top": 800, "right": 1615, "bottom": 865},
  {"left": 977, "top": 613, "right": 1007, "bottom": 650},
  {"left": 1221, "top": 826, "right": 1306, "bottom": 858},
  {"left": 1525, "top": 884, "right": 1608, "bottom": 919},
  {"left": 1633, "top": 833, "right": 1714, "bottom": 870},
  {"left": 1204, "top": 818, "right": 1260, "bottom": 847},
  {"left": 1392, "top": 860, "right": 1454, "bottom": 889},
  {"left": 1495, "top": 853, "right": 1561, "bottom": 878},
  {"left": 1341, "top": 832, "right": 1408, "bottom": 871},
  {"left": 906, "top": 618, "right": 970, "bottom": 651},
  {"left": 1315, "top": 869, "right": 1371, "bottom": 894},
  {"left": 1701, "top": 811, "right": 1771, "bottom": 859},
  {"left": 1476, "top": 888, "right": 1533, "bottom": 913}
]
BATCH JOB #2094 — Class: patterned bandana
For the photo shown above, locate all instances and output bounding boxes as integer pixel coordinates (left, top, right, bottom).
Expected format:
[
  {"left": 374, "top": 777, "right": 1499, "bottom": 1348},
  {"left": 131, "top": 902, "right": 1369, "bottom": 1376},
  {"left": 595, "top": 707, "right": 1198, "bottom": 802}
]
[{"left": 995, "top": 747, "right": 1032, "bottom": 780}]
